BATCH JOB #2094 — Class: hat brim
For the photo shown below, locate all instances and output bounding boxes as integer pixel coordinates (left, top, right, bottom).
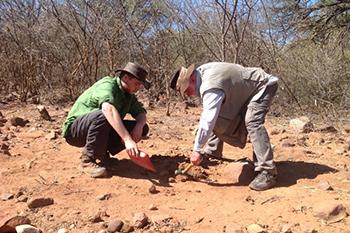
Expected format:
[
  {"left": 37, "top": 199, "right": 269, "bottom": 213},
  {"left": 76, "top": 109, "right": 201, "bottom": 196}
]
[
  {"left": 179, "top": 64, "right": 196, "bottom": 96},
  {"left": 170, "top": 64, "right": 196, "bottom": 96},
  {"left": 116, "top": 69, "right": 151, "bottom": 90}
]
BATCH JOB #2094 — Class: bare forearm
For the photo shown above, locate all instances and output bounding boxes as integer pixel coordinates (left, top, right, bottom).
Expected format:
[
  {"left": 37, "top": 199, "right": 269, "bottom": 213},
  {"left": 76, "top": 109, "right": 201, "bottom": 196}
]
[
  {"left": 101, "top": 102, "right": 131, "bottom": 141},
  {"left": 135, "top": 112, "right": 147, "bottom": 128}
]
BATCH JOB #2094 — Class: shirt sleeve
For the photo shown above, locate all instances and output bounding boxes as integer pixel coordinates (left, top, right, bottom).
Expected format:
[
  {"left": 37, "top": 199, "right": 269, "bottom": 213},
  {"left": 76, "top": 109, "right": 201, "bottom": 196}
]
[
  {"left": 91, "top": 80, "right": 116, "bottom": 108},
  {"left": 193, "top": 89, "right": 225, "bottom": 152}
]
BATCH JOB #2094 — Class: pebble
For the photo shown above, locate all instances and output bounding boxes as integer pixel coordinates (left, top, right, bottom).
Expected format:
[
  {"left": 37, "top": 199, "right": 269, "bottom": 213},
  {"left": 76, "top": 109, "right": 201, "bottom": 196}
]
[
  {"left": 27, "top": 197, "right": 54, "bottom": 209},
  {"left": 148, "top": 185, "right": 159, "bottom": 194},
  {"left": 57, "top": 228, "right": 69, "bottom": 233},
  {"left": 107, "top": 219, "right": 123, "bottom": 232}
]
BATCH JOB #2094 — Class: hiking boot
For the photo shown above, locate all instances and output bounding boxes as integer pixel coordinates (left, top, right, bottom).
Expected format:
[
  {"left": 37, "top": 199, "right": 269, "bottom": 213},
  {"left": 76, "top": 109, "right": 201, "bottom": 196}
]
[
  {"left": 249, "top": 170, "right": 277, "bottom": 191},
  {"left": 80, "top": 153, "right": 108, "bottom": 178}
]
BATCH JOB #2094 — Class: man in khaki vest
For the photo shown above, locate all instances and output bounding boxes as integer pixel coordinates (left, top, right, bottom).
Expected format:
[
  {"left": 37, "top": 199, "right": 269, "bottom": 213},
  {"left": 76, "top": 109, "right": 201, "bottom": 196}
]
[{"left": 170, "top": 62, "right": 278, "bottom": 191}]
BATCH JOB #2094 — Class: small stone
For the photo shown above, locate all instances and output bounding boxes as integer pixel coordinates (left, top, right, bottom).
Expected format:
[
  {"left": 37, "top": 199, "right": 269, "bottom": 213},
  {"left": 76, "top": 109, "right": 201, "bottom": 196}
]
[
  {"left": 16, "top": 195, "right": 28, "bottom": 203},
  {"left": 57, "top": 228, "right": 69, "bottom": 233},
  {"left": 168, "top": 177, "right": 176, "bottom": 183},
  {"left": 318, "top": 125, "right": 337, "bottom": 133},
  {"left": 289, "top": 117, "right": 314, "bottom": 133},
  {"left": 150, "top": 215, "right": 172, "bottom": 225},
  {"left": 313, "top": 202, "right": 347, "bottom": 223},
  {"left": 281, "top": 139, "right": 295, "bottom": 147},
  {"left": 148, "top": 185, "right": 159, "bottom": 194},
  {"left": 316, "top": 181, "right": 333, "bottom": 191},
  {"left": 45, "top": 131, "right": 57, "bottom": 140},
  {"left": 107, "top": 219, "right": 123, "bottom": 233},
  {"left": 224, "top": 224, "right": 244, "bottom": 233},
  {"left": 15, "top": 224, "right": 42, "bottom": 233},
  {"left": 246, "top": 224, "right": 266, "bottom": 233},
  {"left": 0, "top": 215, "right": 31, "bottom": 232},
  {"left": 97, "top": 193, "right": 111, "bottom": 201},
  {"left": 120, "top": 222, "right": 134, "bottom": 233},
  {"left": 222, "top": 162, "right": 255, "bottom": 184},
  {"left": 280, "top": 224, "right": 293, "bottom": 233},
  {"left": 88, "top": 211, "right": 106, "bottom": 223},
  {"left": 10, "top": 117, "right": 28, "bottom": 127},
  {"left": 36, "top": 105, "right": 52, "bottom": 121},
  {"left": 27, "top": 197, "right": 54, "bottom": 209},
  {"left": 1, "top": 193, "right": 14, "bottom": 201},
  {"left": 343, "top": 123, "right": 350, "bottom": 133},
  {"left": 132, "top": 212, "right": 148, "bottom": 228},
  {"left": 270, "top": 128, "right": 280, "bottom": 135},
  {"left": 148, "top": 204, "right": 158, "bottom": 210}
]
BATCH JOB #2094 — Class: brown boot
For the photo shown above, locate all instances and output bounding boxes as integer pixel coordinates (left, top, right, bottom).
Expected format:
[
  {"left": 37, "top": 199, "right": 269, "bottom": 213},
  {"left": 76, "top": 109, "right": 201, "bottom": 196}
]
[{"left": 80, "top": 152, "right": 108, "bottom": 178}]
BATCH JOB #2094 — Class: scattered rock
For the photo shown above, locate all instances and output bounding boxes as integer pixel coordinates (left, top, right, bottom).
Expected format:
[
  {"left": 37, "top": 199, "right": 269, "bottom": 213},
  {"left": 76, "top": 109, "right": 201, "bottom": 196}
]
[
  {"left": 120, "top": 221, "right": 134, "bottom": 233},
  {"left": 10, "top": 117, "right": 29, "bottom": 127},
  {"left": 269, "top": 128, "right": 280, "bottom": 135},
  {"left": 0, "top": 143, "right": 10, "bottom": 155},
  {"left": 246, "top": 224, "right": 266, "bottom": 233},
  {"left": 316, "top": 181, "right": 333, "bottom": 191},
  {"left": 45, "top": 131, "right": 57, "bottom": 140},
  {"left": 16, "top": 195, "right": 28, "bottom": 203},
  {"left": 168, "top": 177, "right": 176, "bottom": 183},
  {"left": 150, "top": 214, "right": 172, "bottom": 225},
  {"left": 343, "top": 122, "right": 350, "bottom": 133},
  {"left": 148, "top": 185, "right": 159, "bottom": 194},
  {"left": 88, "top": 211, "right": 108, "bottom": 223},
  {"left": 344, "top": 138, "right": 350, "bottom": 151},
  {"left": 1, "top": 193, "right": 14, "bottom": 201},
  {"left": 313, "top": 202, "right": 347, "bottom": 224},
  {"left": 15, "top": 224, "right": 42, "bottom": 233},
  {"left": 107, "top": 219, "right": 123, "bottom": 233},
  {"left": 317, "top": 125, "right": 337, "bottom": 133},
  {"left": 280, "top": 224, "right": 293, "bottom": 233},
  {"left": 223, "top": 223, "right": 244, "bottom": 233},
  {"left": 289, "top": 117, "right": 314, "bottom": 133},
  {"left": 97, "top": 193, "right": 111, "bottom": 201},
  {"left": 36, "top": 105, "right": 52, "bottom": 121},
  {"left": 281, "top": 139, "right": 295, "bottom": 147},
  {"left": 57, "top": 228, "right": 69, "bottom": 233},
  {"left": 148, "top": 204, "right": 158, "bottom": 210},
  {"left": 27, "top": 197, "right": 54, "bottom": 209},
  {"left": 0, "top": 215, "right": 31, "bottom": 233},
  {"left": 222, "top": 162, "right": 255, "bottom": 184},
  {"left": 132, "top": 212, "right": 148, "bottom": 228}
]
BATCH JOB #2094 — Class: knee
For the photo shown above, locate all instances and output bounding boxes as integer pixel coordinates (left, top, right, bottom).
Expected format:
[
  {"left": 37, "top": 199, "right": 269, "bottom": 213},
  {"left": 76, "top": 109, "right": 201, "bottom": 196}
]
[
  {"left": 245, "top": 118, "right": 264, "bottom": 133},
  {"left": 94, "top": 111, "right": 110, "bottom": 126}
]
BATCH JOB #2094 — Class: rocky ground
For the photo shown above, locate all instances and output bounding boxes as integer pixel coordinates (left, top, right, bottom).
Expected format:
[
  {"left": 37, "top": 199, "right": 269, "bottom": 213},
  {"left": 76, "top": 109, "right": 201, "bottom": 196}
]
[{"left": 1, "top": 101, "right": 350, "bottom": 233}]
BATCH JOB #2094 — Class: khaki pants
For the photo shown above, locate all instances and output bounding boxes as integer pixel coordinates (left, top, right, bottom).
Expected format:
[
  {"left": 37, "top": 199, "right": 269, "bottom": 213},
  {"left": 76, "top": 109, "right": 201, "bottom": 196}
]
[{"left": 204, "top": 83, "right": 278, "bottom": 174}]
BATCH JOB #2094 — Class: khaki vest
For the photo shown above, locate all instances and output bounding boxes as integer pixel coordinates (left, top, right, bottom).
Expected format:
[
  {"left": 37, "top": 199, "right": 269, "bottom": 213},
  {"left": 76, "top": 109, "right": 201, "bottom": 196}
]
[{"left": 197, "top": 62, "right": 269, "bottom": 148}]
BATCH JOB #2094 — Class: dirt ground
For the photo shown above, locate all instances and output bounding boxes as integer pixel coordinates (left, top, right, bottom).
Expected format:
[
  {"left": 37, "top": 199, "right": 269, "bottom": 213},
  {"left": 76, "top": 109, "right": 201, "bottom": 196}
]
[{"left": 1, "top": 102, "right": 350, "bottom": 233}]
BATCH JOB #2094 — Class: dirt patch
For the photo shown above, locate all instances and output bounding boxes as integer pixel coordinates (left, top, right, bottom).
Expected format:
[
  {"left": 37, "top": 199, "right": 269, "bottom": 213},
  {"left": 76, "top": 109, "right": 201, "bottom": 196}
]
[{"left": 0, "top": 102, "right": 349, "bottom": 232}]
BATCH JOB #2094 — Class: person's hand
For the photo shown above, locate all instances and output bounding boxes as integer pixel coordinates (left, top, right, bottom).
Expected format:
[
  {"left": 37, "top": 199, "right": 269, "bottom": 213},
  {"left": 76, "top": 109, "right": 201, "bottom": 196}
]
[
  {"left": 124, "top": 138, "right": 139, "bottom": 158},
  {"left": 190, "top": 151, "right": 203, "bottom": 166},
  {"left": 131, "top": 124, "right": 143, "bottom": 143}
]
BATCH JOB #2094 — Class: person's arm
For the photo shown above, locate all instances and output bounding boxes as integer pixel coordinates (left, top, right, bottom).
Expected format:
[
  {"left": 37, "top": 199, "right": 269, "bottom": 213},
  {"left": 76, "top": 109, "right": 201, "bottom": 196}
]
[
  {"left": 101, "top": 102, "right": 139, "bottom": 157},
  {"left": 131, "top": 112, "right": 147, "bottom": 143},
  {"left": 190, "top": 89, "right": 225, "bottom": 165}
]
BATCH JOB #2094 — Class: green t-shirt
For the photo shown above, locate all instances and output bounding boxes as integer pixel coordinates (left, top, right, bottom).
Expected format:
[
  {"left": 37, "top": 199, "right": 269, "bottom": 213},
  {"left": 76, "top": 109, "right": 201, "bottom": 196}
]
[{"left": 62, "top": 76, "right": 145, "bottom": 137}]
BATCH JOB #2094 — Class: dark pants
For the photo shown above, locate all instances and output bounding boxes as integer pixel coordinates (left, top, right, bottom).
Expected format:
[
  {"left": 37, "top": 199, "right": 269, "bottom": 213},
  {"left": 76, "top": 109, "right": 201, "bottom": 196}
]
[{"left": 64, "top": 110, "right": 149, "bottom": 160}]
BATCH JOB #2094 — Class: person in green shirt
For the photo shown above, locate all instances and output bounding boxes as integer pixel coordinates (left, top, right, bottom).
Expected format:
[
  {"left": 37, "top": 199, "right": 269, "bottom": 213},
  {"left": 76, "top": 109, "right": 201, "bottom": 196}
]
[{"left": 62, "top": 62, "right": 151, "bottom": 178}]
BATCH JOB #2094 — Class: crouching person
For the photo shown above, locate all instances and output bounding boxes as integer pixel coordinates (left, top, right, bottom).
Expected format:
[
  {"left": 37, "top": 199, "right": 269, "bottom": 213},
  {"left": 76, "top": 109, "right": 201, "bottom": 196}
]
[{"left": 62, "top": 62, "right": 151, "bottom": 178}]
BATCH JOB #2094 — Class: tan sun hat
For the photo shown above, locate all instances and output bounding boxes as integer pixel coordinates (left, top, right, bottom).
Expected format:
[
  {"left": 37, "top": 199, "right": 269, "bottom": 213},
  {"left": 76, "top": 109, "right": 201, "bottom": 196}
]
[
  {"left": 170, "top": 64, "right": 196, "bottom": 96},
  {"left": 116, "top": 62, "right": 151, "bottom": 89}
]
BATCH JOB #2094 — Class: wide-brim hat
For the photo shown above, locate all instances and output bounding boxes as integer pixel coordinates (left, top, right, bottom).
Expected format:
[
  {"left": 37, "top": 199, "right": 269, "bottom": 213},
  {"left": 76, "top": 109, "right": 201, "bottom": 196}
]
[
  {"left": 116, "top": 62, "right": 151, "bottom": 89},
  {"left": 170, "top": 64, "right": 196, "bottom": 96}
]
